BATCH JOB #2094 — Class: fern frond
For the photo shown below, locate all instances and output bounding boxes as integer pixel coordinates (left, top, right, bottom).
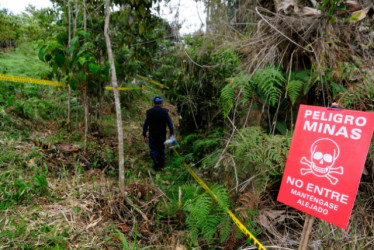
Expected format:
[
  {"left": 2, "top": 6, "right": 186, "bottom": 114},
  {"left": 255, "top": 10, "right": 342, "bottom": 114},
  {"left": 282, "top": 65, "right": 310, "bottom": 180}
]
[
  {"left": 229, "top": 72, "right": 252, "bottom": 91},
  {"left": 286, "top": 80, "right": 303, "bottom": 105},
  {"left": 212, "top": 185, "right": 230, "bottom": 211},
  {"left": 194, "top": 194, "right": 213, "bottom": 227},
  {"left": 290, "top": 69, "right": 315, "bottom": 95},
  {"left": 220, "top": 73, "right": 251, "bottom": 118},
  {"left": 220, "top": 83, "right": 235, "bottom": 118},
  {"left": 243, "top": 82, "right": 253, "bottom": 102},
  {"left": 330, "top": 82, "right": 346, "bottom": 100},
  {"left": 251, "top": 66, "right": 285, "bottom": 106},
  {"left": 183, "top": 184, "right": 233, "bottom": 244},
  {"left": 201, "top": 151, "right": 220, "bottom": 168},
  {"left": 229, "top": 127, "right": 290, "bottom": 195},
  {"left": 291, "top": 70, "right": 311, "bottom": 82},
  {"left": 181, "top": 185, "right": 201, "bottom": 202},
  {"left": 219, "top": 216, "right": 232, "bottom": 243},
  {"left": 192, "top": 138, "right": 220, "bottom": 154},
  {"left": 201, "top": 214, "right": 221, "bottom": 243},
  {"left": 188, "top": 225, "right": 199, "bottom": 243},
  {"left": 340, "top": 79, "right": 374, "bottom": 110}
]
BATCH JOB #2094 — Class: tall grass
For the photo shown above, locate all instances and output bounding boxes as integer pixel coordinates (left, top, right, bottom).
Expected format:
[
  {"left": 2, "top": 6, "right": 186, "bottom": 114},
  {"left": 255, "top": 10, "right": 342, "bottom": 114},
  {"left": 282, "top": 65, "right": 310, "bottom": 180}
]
[{"left": 0, "top": 42, "right": 51, "bottom": 78}]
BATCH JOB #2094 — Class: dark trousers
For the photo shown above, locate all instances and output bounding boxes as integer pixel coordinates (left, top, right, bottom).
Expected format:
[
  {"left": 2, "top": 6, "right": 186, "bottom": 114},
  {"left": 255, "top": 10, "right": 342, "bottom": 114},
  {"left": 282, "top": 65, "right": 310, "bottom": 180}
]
[{"left": 149, "top": 137, "right": 165, "bottom": 171}]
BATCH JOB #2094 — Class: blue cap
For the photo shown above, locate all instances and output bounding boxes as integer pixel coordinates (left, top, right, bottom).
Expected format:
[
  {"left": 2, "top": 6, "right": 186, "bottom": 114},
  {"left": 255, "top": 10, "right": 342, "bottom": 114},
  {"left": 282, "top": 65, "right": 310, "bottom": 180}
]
[{"left": 153, "top": 96, "right": 163, "bottom": 104}]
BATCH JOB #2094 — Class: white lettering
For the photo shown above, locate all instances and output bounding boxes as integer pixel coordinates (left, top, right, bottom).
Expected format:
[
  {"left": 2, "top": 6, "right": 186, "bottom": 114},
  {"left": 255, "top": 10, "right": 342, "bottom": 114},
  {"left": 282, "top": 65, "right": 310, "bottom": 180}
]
[
  {"left": 305, "top": 110, "right": 313, "bottom": 118},
  {"left": 286, "top": 176, "right": 295, "bottom": 185},
  {"left": 344, "top": 115, "right": 354, "bottom": 125},
  {"left": 291, "top": 189, "right": 339, "bottom": 211},
  {"left": 323, "top": 124, "right": 335, "bottom": 135},
  {"left": 305, "top": 110, "right": 368, "bottom": 128},
  {"left": 350, "top": 128, "right": 361, "bottom": 140},
  {"left": 321, "top": 112, "right": 328, "bottom": 121},
  {"left": 297, "top": 199, "right": 329, "bottom": 215},
  {"left": 287, "top": 176, "right": 304, "bottom": 188},
  {"left": 304, "top": 121, "right": 317, "bottom": 132},
  {"left": 312, "top": 111, "right": 320, "bottom": 120},
  {"left": 341, "top": 194, "right": 349, "bottom": 204},
  {"left": 335, "top": 126, "right": 348, "bottom": 138},
  {"left": 303, "top": 121, "right": 362, "bottom": 140},
  {"left": 356, "top": 117, "right": 367, "bottom": 126},
  {"left": 332, "top": 113, "right": 343, "bottom": 123},
  {"left": 306, "top": 183, "right": 349, "bottom": 204},
  {"left": 318, "top": 123, "right": 323, "bottom": 133},
  {"left": 295, "top": 179, "right": 303, "bottom": 188}
]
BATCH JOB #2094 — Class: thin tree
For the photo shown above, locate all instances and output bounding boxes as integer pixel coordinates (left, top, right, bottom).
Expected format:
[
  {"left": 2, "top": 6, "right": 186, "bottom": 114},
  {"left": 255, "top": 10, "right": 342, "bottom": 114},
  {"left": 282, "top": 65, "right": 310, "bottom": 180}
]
[
  {"left": 104, "top": 0, "right": 125, "bottom": 194},
  {"left": 82, "top": 0, "right": 89, "bottom": 153},
  {"left": 67, "top": 0, "right": 72, "bottom": 127}
]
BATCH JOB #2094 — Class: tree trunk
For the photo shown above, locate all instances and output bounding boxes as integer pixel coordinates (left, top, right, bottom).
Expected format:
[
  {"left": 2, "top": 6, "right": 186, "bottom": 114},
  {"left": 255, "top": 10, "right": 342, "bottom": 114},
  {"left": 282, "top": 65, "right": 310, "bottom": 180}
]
[
  {"left": 99, "top": 80, "right": 103, "bottom": 135},
  {"left": 73, "top": 1, "right": 79, "bottom": 35},
  {"left": 83, "top": 0, "right": 86, "bottom": 31},
  {"left": 104, "top": 0, "right": 125, "bottom": 194},
  {"left": 67, "top": 0, "right": 72, "bottom": 128},
  {"left": 83, "top": 0, "right": 89, "bottom": 154},
  {"left": 83, "top": 86, "right": 89, "bottom": 154}
]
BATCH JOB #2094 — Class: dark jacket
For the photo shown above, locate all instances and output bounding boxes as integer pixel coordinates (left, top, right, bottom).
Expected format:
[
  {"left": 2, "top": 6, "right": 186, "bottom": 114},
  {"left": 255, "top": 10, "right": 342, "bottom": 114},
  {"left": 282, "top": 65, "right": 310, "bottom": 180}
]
[{"left": 143, "top": 106, "right": 174, "bottom": 140}]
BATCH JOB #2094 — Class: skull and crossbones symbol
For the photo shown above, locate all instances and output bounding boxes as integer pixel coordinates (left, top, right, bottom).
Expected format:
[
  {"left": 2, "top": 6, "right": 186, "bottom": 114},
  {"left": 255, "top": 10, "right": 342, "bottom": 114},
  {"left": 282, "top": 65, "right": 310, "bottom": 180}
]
[{"left": 300, "top": 138, "right": 344, "bottom": 185}]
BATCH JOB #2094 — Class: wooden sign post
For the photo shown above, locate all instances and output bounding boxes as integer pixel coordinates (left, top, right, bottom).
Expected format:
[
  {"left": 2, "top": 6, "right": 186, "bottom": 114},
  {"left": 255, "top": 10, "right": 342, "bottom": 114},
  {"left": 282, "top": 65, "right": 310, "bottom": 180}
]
[{"left": 298, "top": 214, "right": 315, "bottom": 250}]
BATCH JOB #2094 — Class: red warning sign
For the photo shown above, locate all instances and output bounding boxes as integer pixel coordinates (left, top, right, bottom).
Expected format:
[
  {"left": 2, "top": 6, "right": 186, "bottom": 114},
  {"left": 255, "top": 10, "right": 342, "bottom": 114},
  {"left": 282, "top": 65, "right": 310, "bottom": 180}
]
[{"left": 277, "top": 105, "right": 374, "bottom": 228}]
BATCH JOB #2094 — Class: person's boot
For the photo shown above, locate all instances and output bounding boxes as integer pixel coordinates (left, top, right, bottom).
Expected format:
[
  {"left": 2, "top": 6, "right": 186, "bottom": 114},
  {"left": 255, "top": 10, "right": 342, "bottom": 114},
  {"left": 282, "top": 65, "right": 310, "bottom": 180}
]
[{"left": 153, "top": 158, "right": 160, "bottom": 171}]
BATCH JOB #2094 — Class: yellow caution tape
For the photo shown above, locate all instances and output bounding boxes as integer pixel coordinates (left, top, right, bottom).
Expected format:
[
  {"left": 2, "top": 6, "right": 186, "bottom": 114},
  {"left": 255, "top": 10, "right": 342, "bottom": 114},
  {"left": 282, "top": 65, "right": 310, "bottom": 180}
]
[
  {"left": 0, "top": 73, "right": 66, "bottom": 87},
  {"left": 172, "top": 147, "right": 266, "bottom": 250},
  {"left": 136, "top": 74, "right": 169, "bottom": 89},
  {"left": 0, "top": 73, "right": 142, "bottom": 92},
  {"left": 105, "top": 86, "right": 144, "bottom": 91}
]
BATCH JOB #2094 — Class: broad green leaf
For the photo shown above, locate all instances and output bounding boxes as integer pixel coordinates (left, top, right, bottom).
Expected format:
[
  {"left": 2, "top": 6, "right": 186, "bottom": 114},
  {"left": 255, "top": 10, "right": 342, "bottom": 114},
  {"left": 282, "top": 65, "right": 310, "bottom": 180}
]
[
  {"left": 139, "top": 5, "right": 146, "bottom": 17},
  {"left": 68, "top": 44, "right": 76, "bottom": 56},
  {"left": 49, "top": 41, "right": 58, "bottom": 50},
  {"left": 45, "top": 54, "right": 52, "bottom": 62},
  {"left": 89, "top": 63, "right": 99, "bottom": 74},
  {"left": 139, "top": 22, "right": 145, "bottom": 35},
  {"left": 78, "top": 72, "right": 86, "bottom": 82},
  {"left": 71, "top": 36, "right": 79, "bottom": 47},
  {"left": 77, "top": 30, "right": 91, "bottom": 40},
  {"left": 56, "top": 32, "right": 68, "bottom": 45},
  {"left": 38, "top": 47, "right": 46, "bottom": 61},
  {"left": 78, "top": 56, "right": 87, "bottom": 66},
  {"left": 61, "top": 75, "right": 69, "bottom": 83},
  {"left": 54, "top": 52, "right": 65, "bottom": 67},
  {"left": 80, "top": 42, "right": 95, "bottom": 53},
  {"left": 69, "top": 79, "right": 78, "bottom": 89}
]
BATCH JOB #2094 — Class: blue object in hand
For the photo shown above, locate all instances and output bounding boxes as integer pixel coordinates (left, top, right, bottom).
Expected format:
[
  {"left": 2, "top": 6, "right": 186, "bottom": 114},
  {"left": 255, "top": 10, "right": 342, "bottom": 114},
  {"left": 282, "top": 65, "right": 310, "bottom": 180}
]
[{"left": 164, "top": 136, "right": 178, "bottom": 147}]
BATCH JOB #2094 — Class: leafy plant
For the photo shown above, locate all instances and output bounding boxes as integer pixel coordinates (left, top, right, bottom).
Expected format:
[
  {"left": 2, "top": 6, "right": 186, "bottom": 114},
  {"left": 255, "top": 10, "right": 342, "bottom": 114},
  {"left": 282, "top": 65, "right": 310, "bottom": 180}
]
[
  {"left": 116, "top": 223, "right": 160, "bottom": 250},
  {"left": 229, "top": 127, "right": 290, "bottom": 195},
  {"left": 0, "top": 165, "right": 49, "bottom": 209},
  {"left": 184, "top": 185, "right": 232, "bottom": 244},
  {"left": 318, "top": 0, "right": 346, "bottom": 21},
  {"left": 250, "top": 66, "right": 285, "bottom": 107},
  {"left": 220, "top": 73, "right": 252, "bottom": 118},
  {"left": 180, "top": 130, "right": 222, "bottom": 162},
  {"left": 165, "top": 35, "right": 240, "bottom": 132},
  {"left": 287, "top": 70, "right": 312, "bottom": 105},
  {"left": 339, "top": 77, "right": 374, "bottom": 110}
]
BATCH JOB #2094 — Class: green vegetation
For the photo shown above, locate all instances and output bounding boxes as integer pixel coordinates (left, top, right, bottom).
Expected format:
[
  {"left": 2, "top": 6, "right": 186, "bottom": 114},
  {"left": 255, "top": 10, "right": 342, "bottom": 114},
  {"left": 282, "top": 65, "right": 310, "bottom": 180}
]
[
  {"left": 0, "top": 43, "right": 51, "bottom": 77},
  {"left": 0, "top": 0, "right": 373, "bottom": 249}
]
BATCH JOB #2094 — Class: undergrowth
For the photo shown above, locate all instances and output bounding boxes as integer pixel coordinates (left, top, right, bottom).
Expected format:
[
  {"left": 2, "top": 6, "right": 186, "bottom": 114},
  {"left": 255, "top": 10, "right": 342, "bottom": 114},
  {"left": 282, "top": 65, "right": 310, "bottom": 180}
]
[{"left": 0, "top": 42, "right": 51, "bottom": 78}]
